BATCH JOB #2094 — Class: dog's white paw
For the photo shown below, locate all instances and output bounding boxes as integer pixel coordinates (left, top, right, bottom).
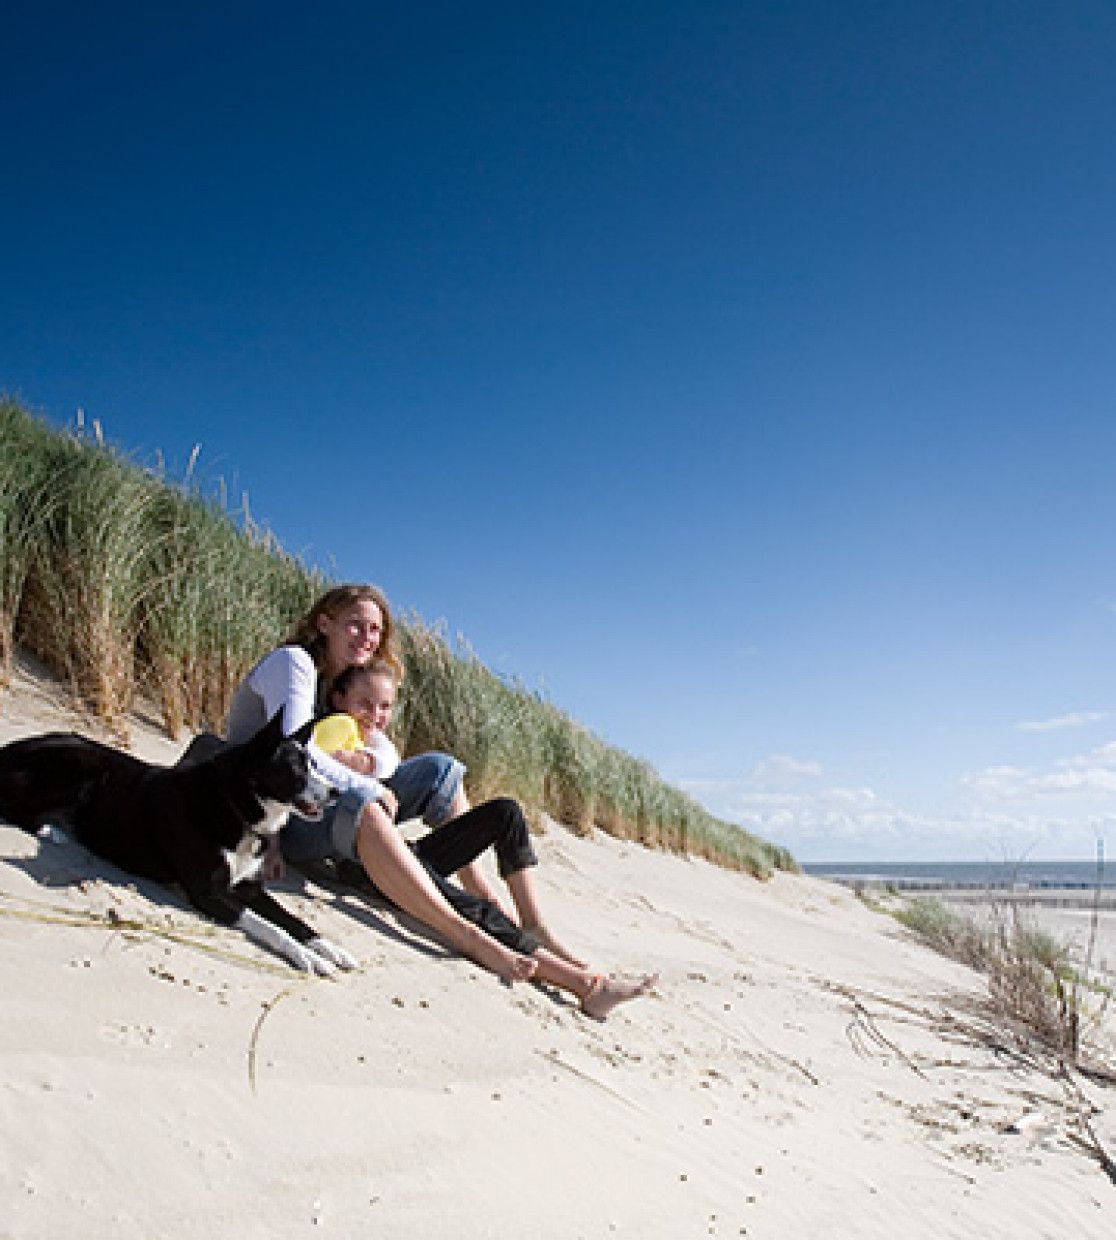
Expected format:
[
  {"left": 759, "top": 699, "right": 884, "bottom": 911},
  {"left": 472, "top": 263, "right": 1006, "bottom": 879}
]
[
  {"left": 307, "top": 937, "right": 359, "bottom": 971},
  {"left": 296, "top": 945, "right": 338, "bottom": 978},
  {"left": 237, "top": 909, "right": 334, "bottom": 975}
]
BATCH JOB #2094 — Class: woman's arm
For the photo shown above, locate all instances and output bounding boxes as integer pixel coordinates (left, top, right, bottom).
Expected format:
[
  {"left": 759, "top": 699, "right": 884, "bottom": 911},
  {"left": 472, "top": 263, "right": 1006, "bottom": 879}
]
[{"left": 331, "top": 748, "right": 376, "bottom": 776}]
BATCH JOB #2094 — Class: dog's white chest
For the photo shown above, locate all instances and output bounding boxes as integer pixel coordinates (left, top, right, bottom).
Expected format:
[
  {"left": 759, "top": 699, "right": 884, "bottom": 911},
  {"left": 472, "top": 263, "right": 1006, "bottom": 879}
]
[{"left": 223, "top": 836, "right": 264, "bottom": 887}]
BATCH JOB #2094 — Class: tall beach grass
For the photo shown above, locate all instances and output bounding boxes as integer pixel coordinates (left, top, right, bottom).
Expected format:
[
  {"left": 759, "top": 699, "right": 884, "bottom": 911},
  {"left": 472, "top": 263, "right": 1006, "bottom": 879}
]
[
  {"left": 0, "top": 399, "right": 794, "bottom": 878},
  {"left": 893, "top": 895, "right": 1111, "bottom": 1065}
]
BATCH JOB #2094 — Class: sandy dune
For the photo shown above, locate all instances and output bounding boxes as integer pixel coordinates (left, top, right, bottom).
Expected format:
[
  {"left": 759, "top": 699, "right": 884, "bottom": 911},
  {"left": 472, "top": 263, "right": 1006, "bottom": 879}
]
[{"left": 1, "top": 660, "right": 1113, "bottom": 1239}]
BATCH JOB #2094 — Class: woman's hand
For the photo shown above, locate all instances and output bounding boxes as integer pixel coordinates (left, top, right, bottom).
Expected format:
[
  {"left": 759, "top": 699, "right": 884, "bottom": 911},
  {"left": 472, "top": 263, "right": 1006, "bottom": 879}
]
[{"left": 331, "top": 748, "right": 376, "bottom": 776}]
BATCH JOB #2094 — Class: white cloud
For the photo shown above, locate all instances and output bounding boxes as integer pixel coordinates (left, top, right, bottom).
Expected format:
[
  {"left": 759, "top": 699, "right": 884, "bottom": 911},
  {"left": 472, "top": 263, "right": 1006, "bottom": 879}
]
[
  {"left": 963, "top": 738, "right": 1116, "bottom": 801},
  {"left": 1017, "top": 711, "right": 1110, "bottom": 732},
  {"left": 679, "top": 775, "right": 941, "bottom": 856},
  {"left": 959, "top": 765, "right": 1030, "bottom": 800},
  {"left": 748, "top": 753, "right": 823, "bottom": 787},
  {"left": 964, "top": 766, "right": 1116, "bottom": 799},
  {"left": 677, "top": 769, "right": 1114, "bottom": 863},
  {"left": 1037, "top": 769, "right": 1116, "bottom": 794},
  {"left": 676, "top": 730, "right": 1116, "bottom": 862},
  {"left": 1061, "top": 741, "right": 1116, "bottom": 770}
]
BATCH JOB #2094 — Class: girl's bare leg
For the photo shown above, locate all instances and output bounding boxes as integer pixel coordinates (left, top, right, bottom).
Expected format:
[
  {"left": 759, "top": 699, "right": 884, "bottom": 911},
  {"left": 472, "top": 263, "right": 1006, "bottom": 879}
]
[
  {"left": 434, "top": 787, "right": 582, "bottom": 964},
  {"left": 457, "top": 859, "right": 518, "bottom": 922},
  {"left": 355, "top": 804, "right": 536, "bottom": 984},
  {"left": 434, "top": 786, "right": 522, "bottom": 920},
  {"left": 530, "top": 948, "right": 657, "bottom": 1020},
  {"left": 504, "top": 868, "right": 586, "bottom": 968},
  {"left": 446, "top": 786, "right": 471, "bottom": 819}
]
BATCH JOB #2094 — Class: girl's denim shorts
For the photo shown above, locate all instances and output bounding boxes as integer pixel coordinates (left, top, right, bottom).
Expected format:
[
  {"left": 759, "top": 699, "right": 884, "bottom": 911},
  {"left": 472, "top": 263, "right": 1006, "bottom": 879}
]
[{"left": 281, "top": 751, "right": 465, "bottom": 865}]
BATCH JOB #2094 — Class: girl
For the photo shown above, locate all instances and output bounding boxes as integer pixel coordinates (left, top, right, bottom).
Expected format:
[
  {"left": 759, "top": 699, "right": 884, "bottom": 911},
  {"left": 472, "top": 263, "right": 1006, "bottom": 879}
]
[
  {"left": 226, "top": 585, "right": 657, "bottom": 1018},
  {"left": 318, "top": 658, "right": 572, "bottom": 955},
  {"left": 312, "top": 660, "right": 403, "bottom": 781}
]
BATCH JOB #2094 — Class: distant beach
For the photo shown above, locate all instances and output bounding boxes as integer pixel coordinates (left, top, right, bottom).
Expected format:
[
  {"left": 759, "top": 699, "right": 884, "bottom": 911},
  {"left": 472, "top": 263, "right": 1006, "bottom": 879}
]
[{"left": 806, "top": 861, "right": 1116, "bottom": 985}]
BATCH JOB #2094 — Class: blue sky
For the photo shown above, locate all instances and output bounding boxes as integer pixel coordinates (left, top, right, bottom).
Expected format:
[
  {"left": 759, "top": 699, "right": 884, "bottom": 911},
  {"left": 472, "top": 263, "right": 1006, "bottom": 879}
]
[{"left": 5, "top": 2, "right": 1116, "bottom": 862}]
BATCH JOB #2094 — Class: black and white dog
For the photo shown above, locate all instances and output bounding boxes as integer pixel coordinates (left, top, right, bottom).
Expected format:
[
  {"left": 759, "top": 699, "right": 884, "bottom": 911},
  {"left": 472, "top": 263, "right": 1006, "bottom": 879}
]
[{"left": 0, "top": 713, "right": 357, "bottom": 975}]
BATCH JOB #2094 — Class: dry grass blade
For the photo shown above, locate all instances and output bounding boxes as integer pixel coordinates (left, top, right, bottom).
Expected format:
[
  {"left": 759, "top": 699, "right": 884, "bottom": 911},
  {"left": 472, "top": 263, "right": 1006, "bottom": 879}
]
[
  {"left": 248, "top": 986, "right": 297, "bottom": 1093},
  {"left": 0, "top": 896, "right": 291, "bottom": 973},
  {"left": 1057, "top": 1064, "right": 1116, "bottom": 1185},
  {"left": 844, "top": 994, "right": 929, "bottom": 1079}
]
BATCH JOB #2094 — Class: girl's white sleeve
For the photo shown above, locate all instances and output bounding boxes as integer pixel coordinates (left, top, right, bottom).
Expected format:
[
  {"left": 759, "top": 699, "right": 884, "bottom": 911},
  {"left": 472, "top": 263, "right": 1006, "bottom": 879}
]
[
  {"left": 251, "top": 647, "right": 387, "bottom": 801},
  {"left": 365, "top": 731, "right": 401, "bottom": 779}
]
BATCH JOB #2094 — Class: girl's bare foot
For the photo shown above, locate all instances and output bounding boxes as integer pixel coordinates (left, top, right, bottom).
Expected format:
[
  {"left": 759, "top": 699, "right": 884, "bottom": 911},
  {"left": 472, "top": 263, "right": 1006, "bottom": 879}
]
[
  {"left": 580, "top": 972, "right": 659, "bottom": 1021},
  {"left": 523, "top": 922, "right": 587, "bottom": 969}
]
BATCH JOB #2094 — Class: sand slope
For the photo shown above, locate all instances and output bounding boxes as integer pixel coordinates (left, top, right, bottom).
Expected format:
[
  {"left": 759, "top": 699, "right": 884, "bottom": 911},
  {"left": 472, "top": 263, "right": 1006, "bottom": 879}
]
[{"left": 1, "top": 661, "right": 1113, "bottom": 1239}]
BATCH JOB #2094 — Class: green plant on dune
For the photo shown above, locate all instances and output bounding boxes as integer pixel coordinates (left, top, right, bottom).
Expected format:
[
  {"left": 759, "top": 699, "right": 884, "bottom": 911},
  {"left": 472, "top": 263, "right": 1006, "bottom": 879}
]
[
  {"left": 18, "top": 428, "right": 159, "bottom": 730},
  {"left": 893, "top": 895, "right": 1111, "bottom": 1063},
  {"left": 0, "top": 401, "right": 57, "bottom": 684}
]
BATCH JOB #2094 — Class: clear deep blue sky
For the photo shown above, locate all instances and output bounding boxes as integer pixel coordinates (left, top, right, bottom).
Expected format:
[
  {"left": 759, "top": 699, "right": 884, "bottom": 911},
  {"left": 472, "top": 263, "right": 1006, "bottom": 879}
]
[{"left": 5, "top": 2, "right": 1116, "bottom": 861}]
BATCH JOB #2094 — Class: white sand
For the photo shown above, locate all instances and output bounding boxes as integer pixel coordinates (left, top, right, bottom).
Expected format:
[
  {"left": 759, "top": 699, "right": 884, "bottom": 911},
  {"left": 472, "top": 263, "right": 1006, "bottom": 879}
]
[{"left": 1, "top": 659, "right": 1114, "bottom": 1240}]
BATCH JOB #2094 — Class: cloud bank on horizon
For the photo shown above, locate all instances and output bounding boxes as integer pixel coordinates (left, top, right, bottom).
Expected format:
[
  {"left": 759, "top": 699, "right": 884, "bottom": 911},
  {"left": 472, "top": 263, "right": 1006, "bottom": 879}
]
[{"left": 683, "top": 719, "right": 1116, "bottom": 863}]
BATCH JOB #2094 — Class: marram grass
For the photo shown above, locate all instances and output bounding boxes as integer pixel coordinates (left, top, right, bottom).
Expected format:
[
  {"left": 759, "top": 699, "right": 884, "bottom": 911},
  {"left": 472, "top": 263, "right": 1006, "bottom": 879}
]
[
  {"left": 893, "top": 895, "right": 1108, "bottom": 1061},
  {"left": 0, "top": 398, "right": 795, "bottom": 878}
]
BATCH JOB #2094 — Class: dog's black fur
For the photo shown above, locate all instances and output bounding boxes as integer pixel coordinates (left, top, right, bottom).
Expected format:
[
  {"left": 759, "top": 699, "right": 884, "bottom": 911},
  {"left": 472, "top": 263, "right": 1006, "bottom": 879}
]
[{"left": 0, "top": 713, "right": 357, "bottom": 974}]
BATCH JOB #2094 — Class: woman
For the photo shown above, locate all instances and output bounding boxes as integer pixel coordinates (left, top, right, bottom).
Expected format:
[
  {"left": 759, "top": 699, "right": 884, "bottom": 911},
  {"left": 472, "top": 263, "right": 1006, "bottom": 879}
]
[{"left": 226, "top": 584, "right": 656, "bottom": 1018}]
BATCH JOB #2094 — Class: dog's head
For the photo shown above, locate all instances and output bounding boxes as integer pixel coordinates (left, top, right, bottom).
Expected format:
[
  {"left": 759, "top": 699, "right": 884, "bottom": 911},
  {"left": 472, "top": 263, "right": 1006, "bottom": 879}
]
[{"left": 235, "top": 713, "right": 338, "bottom": 831}]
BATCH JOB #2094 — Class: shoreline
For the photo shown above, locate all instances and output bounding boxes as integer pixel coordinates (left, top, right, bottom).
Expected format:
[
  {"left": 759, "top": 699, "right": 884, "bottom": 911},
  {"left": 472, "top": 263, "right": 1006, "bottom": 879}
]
[
  {"left": 820, "top": 876, "right": 1116, "bottom": 910},
  {"left": 815, "top": 876, "right": 1116, "bottom": 986}
]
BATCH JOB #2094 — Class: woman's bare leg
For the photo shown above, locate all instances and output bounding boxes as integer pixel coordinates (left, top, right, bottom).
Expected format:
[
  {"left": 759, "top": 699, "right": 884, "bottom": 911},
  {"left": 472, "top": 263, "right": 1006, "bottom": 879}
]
[
  {"left": 355, "top": 804, "right": 536, "bottom": 984},
  {"left": 530, "top": 948, "right": 657, "bottom": 1020},
  {"left": 504, "top": 868, "right": 586, "bottom": 968}
]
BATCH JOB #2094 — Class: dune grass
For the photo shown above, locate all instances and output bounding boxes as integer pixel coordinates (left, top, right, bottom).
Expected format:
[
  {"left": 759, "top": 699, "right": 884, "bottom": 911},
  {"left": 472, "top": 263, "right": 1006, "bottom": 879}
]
[
  {"left": 0, "top": 398, "right": 794, "bottom": 878},
  {"left": 894, "top": 895, "right": 1111, "bottom": 1063}
]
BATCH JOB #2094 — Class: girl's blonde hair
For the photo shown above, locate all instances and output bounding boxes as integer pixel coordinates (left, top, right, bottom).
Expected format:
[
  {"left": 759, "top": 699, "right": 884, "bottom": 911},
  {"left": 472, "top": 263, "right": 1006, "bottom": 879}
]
[
  {"left": 329, "top": 657, "right": 401, "bottom": 705},
  {"left": 287, "top": 584, "right": 404, "bottom": 681}
]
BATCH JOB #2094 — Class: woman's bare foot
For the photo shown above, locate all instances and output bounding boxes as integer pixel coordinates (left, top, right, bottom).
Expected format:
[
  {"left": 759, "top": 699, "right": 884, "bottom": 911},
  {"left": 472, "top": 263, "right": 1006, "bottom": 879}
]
[
  {"left": 460, "top": 926, "right": 539, "bottom": 984},
  {"left": 523, "top": 922, "right": 586, "bottom": 969},
  {"left": 580, "top": 972, "right": 659, "bottom": 1021}
]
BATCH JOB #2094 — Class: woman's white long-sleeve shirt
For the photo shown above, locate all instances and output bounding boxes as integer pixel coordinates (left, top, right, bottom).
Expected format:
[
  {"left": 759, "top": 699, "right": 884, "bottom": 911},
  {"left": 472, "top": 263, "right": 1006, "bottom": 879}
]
[{"left": 225, "top": 645, "right": 387, "bottom": 801}]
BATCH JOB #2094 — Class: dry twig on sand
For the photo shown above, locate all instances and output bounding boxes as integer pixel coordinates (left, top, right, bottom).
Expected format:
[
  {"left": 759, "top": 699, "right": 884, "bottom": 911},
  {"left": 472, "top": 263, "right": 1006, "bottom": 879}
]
[{"left": 247, "top": 986, "right": 297, "bottom": 1094}]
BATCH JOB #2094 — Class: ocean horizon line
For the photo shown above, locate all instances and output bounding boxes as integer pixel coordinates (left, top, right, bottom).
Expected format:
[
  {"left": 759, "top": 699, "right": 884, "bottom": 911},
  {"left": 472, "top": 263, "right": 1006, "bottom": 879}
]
[{"left": 803, "top": 858, "right": 1114, "bottom": 893}]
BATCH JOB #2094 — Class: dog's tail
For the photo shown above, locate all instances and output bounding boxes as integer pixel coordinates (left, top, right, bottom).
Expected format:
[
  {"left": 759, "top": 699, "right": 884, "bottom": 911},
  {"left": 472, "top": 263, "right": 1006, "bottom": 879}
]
[{"left": 0, "top": 732, "right": 141, "bottom": 832}]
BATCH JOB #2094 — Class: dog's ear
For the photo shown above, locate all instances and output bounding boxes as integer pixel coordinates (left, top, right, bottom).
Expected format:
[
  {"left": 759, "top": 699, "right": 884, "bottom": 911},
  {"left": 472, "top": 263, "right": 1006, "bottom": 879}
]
[
  {"left": 289, "top": 719, "right": 315, "bottom": 746},
  {"left": 240, "top": 710, "right": 288, "bottom": 756},
  {"left": 241, "top": 711, "right": 310, "bottom": 758}
]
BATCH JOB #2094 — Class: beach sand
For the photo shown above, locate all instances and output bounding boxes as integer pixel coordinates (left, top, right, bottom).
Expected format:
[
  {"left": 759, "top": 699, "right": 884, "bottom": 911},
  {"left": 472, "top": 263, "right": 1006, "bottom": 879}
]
[{"left": 1, "top": 658, "right": 1113, "bottom": 1239}]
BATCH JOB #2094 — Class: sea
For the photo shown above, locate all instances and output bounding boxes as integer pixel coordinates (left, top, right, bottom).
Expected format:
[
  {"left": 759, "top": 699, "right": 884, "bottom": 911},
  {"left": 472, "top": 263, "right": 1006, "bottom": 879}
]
[{"left": 803, "top": 860, "right": 1114, "bottom": 892}]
